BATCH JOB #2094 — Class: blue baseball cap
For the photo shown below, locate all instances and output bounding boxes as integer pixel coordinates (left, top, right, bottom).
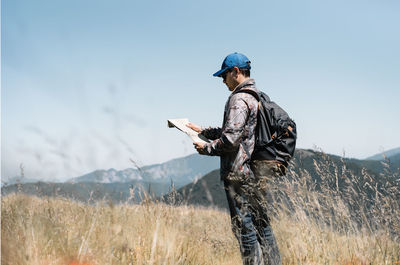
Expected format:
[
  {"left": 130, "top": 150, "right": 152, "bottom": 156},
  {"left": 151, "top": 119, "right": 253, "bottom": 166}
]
[{"left": 213, "top": 52, "right": 251, "bottom": 77}]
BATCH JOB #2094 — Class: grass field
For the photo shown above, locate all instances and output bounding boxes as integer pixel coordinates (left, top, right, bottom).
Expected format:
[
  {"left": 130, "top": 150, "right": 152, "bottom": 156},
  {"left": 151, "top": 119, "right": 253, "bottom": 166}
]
[
  {"left": 2, "top": 193, "right": 399, "bottom": 265},
  {"left": 2, "top": 156, "right": 400, "bottom": 264}
]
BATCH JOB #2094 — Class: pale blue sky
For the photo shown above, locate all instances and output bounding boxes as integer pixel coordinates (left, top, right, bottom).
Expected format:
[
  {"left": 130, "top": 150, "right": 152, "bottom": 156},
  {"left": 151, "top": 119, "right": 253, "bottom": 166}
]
[{"left": 2, "top": 0, "right": 400, "bottom": 181}]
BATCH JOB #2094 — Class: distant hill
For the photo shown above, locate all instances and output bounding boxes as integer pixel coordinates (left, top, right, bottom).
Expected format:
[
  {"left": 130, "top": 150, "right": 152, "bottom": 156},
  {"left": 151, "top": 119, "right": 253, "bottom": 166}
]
[
  {"left": 1, "top": 176, "right": 40, "bottom": 187},
  {"left": 2, "top": 153, "right": 218, "bottom": 189},
  {"left": 366, "top": 147, "right": 400, "bottom": 161},
  {"left": 165, "top": 169, "right": 226, "bottom": 209},
  {"left": 2, "top": 153, "right": 219, "bottom": 203},
  {"left": 168, "top": 149, "right": 400, "bottom": 210},
  {"left": 1, "top": 180, "right": 172, "bottom": 204},
  {"left": 3, "top": 149, "right": 400, "bottom": 207},
  {"left": 68, "top": 153, "right": 219, "bottom": 188}
]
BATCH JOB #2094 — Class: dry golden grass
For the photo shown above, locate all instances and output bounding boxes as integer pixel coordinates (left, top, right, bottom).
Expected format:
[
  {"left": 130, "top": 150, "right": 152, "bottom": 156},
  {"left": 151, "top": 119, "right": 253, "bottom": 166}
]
[
  {"left": 2, "top": 192, "right": 399, "bottom": 265},
  {"left": 2, "top": 154, "right": 400, "bottom": 264},
  {"left": 2, "top": 194, "right": 241, "bottom": 265},
  {"left": 276, "top": 208, "right": 399, "bottom": 265}
]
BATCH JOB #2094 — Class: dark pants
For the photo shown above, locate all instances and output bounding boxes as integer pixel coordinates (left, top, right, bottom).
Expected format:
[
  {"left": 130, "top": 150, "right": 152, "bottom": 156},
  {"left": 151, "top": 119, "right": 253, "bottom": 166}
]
[{"left": 224, "top": 161, "right": 284, "bottom": 265}]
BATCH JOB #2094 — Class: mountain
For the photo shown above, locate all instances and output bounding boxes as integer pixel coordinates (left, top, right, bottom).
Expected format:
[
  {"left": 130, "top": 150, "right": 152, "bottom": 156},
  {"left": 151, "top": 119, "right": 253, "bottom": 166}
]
[
  {"left": 1, "top": 176, "right": 40, "bottom": 187},
  {"left": 366, "top": 147, "right": 400, "bottom": 161},
  {"left": 0, "top": 180, "right": 169, "bottom": 204},
  {"left": 168, "top": 149, "right": 400, "bottom": 210},
  {"left": 165, "top": 169, "right": 226, "bottom": 209},
  {"left": 3, "top": 149, "right": 400, "bottom": 207},
  {"left": 2, "top": 153, "right": 219, "bottom": 202},
  {"left": 69, "top": 168, "right": 143, "bottom": 183},
  {"left": 68, "top": 153, "right": 219, "bottom": 188}
]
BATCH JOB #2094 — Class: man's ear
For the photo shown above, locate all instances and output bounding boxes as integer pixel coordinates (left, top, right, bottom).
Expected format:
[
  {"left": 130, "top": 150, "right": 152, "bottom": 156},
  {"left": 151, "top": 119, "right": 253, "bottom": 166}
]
[{"left": 232, "top": 66, "right": 240, "bottom": 76}]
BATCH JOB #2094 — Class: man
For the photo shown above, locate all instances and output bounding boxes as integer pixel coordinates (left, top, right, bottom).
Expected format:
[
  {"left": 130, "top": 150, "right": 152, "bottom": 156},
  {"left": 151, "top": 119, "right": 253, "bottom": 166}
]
[{"left": 187, "top": 52, "right": 282, "bottom": 265}]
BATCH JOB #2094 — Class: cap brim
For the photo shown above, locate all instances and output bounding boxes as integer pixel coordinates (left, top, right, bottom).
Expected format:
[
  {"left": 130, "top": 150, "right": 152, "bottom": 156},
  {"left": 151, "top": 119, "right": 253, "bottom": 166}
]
[{"left": 213, "top": 67, "right": 229, "bottom": 77}]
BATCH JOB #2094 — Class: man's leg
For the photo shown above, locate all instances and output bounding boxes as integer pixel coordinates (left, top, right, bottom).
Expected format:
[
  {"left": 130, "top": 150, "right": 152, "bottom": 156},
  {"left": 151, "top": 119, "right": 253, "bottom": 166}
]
[
  {"left": 254, "top": 217, "right": 281, "bottom": 265},
  {"left": 224, "top": 181, "right": 263, "bottom": 265},
  {"left": 250, "top": 161, "right": 283, "bottom": 265}
]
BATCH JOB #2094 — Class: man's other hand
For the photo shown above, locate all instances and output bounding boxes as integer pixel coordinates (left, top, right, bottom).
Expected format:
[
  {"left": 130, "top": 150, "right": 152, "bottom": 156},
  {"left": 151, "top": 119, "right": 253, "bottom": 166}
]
[
  {"left": 186, "top": 122, "right": 202, "bottom": 133},
  {"left": 193, "top": 142, "right": 206, "bottom": 154}
]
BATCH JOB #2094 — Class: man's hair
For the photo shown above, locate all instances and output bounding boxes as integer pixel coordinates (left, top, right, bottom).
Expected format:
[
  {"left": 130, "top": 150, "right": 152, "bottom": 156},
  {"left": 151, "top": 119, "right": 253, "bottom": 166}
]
[{"left": 239, "top": 68, "right": 251, "bottom": 77}]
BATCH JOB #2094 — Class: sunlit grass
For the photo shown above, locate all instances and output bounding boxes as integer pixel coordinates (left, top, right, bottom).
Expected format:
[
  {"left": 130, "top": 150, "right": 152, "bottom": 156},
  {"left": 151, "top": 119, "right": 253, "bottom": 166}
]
[{"left": 2, "top": 152, "right": 400, "bottom": 264}]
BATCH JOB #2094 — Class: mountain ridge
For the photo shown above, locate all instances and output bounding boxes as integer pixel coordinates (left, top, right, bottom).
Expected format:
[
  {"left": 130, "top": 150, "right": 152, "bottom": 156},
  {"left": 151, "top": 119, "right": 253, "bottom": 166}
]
[
  {"left": 3, "top": 148, "right": 399, "bottom": 204},
  {"left": 2, "top": 153, "right": 219, "bottom": 187},
  {"left": 169, "top": 148, "right": 400, "bottom": 210},
  {"left": 366, "top": 147, "right": 400, "bottom": 160}
]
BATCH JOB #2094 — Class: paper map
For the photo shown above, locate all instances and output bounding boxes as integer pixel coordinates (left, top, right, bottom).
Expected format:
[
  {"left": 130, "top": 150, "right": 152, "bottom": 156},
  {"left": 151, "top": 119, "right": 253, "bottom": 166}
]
[{"left": 167, "top": 118, "right": 210, "bottom": 144}]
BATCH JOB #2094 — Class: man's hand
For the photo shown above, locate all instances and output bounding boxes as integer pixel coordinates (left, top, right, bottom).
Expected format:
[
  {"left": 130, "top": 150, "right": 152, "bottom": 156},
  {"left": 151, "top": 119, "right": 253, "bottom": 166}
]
[
  {"left": 186, "top": 122, "right": 202, "bottom": 133},
  {"left": 193, "top": 142, "right": 206, "bottom": 154}
]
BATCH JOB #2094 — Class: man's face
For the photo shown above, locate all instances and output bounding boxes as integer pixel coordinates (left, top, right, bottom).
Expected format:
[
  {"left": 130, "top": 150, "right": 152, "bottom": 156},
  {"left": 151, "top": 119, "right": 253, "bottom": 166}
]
[{"left": 221, "top": 69, "right": 237, "bottom": 91}]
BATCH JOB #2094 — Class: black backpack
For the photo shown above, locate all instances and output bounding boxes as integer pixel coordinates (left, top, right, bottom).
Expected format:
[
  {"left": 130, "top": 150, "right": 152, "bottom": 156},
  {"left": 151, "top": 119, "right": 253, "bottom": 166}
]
[{"left": 238, "top": 89, "right": 297, "bottom": 165}]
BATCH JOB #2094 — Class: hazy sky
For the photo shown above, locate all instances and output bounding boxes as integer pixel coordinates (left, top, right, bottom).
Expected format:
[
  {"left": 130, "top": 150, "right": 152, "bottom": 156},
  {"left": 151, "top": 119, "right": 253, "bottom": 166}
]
[{"left": 2, "top": 0, "right": 400, "bottom": 181}]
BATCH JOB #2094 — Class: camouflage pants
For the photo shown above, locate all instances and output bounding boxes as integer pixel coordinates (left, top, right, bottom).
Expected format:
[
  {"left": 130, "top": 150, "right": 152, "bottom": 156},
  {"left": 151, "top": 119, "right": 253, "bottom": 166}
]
[{"left": 224, "top": 160, "right": 285, "bottom": 265}]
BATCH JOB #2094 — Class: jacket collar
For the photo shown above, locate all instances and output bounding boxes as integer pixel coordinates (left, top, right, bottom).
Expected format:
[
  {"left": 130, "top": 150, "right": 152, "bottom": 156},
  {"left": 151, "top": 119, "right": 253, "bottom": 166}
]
[{"left": 232, "top": 78, "right": 256, "bottom": 93}]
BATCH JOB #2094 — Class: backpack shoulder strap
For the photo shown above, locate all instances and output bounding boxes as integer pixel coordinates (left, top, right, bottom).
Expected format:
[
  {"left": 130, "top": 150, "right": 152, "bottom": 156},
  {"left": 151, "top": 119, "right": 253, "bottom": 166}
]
[{"left": 235, "top": 88, "right": 260, "bottom": 101}]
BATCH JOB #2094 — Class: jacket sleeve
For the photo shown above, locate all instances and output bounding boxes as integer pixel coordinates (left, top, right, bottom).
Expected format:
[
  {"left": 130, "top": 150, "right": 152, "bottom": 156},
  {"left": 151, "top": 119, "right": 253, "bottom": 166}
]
[
  {"left": 201, "top": 127, "right": 222, "bottom": 140},
  {"left": 202, "top": 95, "right": 249, "bottom": 156}
]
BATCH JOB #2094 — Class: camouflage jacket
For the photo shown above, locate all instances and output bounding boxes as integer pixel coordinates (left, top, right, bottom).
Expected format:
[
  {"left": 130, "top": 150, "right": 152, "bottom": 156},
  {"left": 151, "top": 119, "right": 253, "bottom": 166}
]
[{"left": 201, "top": 79, "right": 259, "bottom": 180}]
